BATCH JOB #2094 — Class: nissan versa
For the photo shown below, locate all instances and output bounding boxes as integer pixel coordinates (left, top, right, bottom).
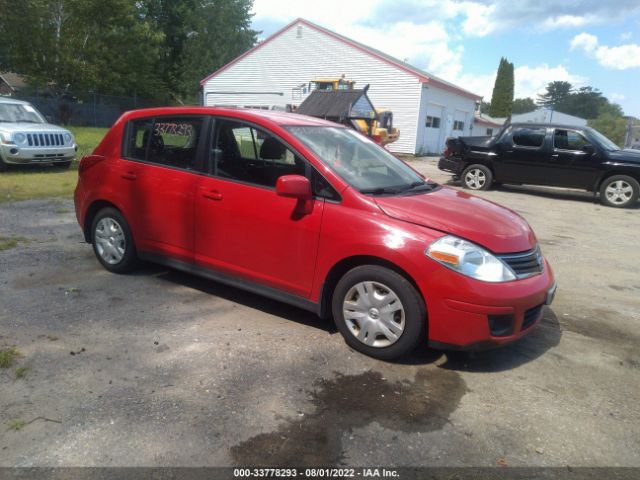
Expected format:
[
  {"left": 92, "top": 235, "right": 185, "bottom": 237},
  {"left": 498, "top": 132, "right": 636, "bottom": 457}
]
[{"left": 74, "top": 107, "right": 556, "bottom": 360}]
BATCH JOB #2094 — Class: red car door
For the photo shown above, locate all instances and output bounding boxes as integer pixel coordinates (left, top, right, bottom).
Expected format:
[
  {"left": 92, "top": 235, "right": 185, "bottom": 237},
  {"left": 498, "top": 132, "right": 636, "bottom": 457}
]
[
  {"left": 194, "top": 119, "right": 325, "bottom": 298},
  {"left": 119, "top": 115, "right": 206, "bottom": 261}
]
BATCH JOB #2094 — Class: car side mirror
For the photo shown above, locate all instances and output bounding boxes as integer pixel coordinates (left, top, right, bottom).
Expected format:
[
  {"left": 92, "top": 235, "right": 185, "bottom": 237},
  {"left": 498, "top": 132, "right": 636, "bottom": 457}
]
[
  {"left": 582, "top": 144, "right": 595, "bottom": 155},
  {"left": 276, "top": 175, "right": 312, "bottom": 200}
]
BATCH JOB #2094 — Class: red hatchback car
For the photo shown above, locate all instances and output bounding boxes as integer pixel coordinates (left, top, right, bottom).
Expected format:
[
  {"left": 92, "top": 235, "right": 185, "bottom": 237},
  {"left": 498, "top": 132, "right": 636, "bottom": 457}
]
[{"left": 74, "top": 107, "right": 556, "bottom": 360}]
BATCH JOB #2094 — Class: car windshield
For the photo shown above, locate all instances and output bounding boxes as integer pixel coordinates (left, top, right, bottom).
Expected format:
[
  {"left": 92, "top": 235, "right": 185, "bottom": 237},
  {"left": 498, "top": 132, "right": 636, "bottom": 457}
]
[
  {"left": 287, "top": 126, "right": 431, "bottom": 194},
  {"left": 587, "top": 127, "right": 619, "bottom": 152},
  {"left": 0, "top": 103, "right": 46, "bottom": 123}
]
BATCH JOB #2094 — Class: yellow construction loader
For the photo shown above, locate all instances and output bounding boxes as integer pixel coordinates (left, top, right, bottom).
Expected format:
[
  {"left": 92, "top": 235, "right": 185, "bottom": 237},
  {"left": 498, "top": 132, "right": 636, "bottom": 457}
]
[{"left": 303, "top": 77, "right": 400, "bottom": 147}]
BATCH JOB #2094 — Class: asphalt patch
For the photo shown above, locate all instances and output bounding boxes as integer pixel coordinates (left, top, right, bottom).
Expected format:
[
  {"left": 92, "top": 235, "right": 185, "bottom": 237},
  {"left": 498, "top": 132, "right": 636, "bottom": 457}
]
[{"left": 230, "top": 368, "right": 466, "bottom": 466}]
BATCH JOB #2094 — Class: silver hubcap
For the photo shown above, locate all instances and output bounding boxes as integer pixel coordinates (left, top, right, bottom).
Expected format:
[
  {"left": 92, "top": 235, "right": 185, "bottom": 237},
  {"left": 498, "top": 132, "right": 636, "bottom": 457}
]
[
  {"left": 605, "top": 180, "right": 633, "bottom": 205},
  {"left": 343, "top": 281, "right": 405, "bottom": 348},
  {"left": 465, "top": 169, "right": 486, "bottom": 189},
  {"left": 94, "top": 217, "right": 126, "bottom": 265}
]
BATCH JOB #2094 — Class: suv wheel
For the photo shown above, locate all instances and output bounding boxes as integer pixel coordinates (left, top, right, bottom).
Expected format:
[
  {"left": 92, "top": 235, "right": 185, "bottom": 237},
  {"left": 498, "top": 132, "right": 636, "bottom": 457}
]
[
  {"left": 462, "top": 164, "right": 493, "bottom": 190},
  {"left": 91, "top": 208, "right": 139, "bottom": 273},
  {"left": 599, "top": 175, "right": 639, "bottom": 208},
  {"left": 332, "top": 265, "right": 426, "bottom": 360},
  {"left": 0, "top": 156, "right": 7, "bottom": 172}
]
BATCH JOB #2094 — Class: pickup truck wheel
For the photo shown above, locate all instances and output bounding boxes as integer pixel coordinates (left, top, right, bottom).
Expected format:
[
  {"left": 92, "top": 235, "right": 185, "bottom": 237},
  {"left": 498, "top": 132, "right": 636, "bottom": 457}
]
[
  {"left": 462, "top": 164, "right": 493, "bottom": 191},
  {"left": 332, "top": 265, "right": 426, "bottom": 360},
  {"left": 599, "top": 175, "right": 639, "bottom": 208},
  {"left": 0, "top": 156, "right": 7, "bottom": 172}
]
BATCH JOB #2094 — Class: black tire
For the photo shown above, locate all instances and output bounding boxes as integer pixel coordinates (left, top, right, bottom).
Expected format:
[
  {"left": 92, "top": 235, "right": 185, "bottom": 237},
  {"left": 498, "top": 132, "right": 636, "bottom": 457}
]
[
  {"left": 0, "top": 156, "right": 7, "bottom": 172},
  {"left": 461, "top": 164, "right": 493, "bottom": 191},
  {"left": 90, "top": 207, "right": 139, "bottom": 273},
  {"left": 599, "top": 175, "right": 639, "bottom": 208},
  {"left": 332, "top": 265, "right": 426, "bottom": 360}
]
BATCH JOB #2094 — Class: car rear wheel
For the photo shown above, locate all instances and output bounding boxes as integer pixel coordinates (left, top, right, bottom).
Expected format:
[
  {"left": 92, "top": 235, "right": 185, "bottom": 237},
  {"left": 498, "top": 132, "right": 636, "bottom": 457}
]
[
  {"left": 332, "top": 265, "right": 426, "bottom": 360},
  {"left": 91, "top": 208, "right": 139, "bottom": 273},
  {"left": 462, "top": 164, "right": 493, "bottom": 190},
  {"left": 599, "top": 175, "right": 639, "bottom": 208}
]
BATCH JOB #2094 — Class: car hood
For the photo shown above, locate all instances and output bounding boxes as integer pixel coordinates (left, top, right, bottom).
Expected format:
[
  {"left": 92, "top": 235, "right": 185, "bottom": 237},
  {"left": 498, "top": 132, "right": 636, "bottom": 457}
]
[
  {"left": 0, "top": 122, "right": 70, "bottom": 133},
  {"left": 608, "top": 149, "right": 640, "bottom": 163},
  {"left": 374, "top": 187, "right": 536, "bottom": 253}
]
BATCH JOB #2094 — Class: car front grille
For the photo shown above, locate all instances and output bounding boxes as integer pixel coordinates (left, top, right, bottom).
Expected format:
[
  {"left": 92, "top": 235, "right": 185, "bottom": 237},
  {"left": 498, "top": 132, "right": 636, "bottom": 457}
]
[
  {"left": 26, "top": 132, "right": 66, "bottom": 147},
  {"left": 497, "top": 247, "right": 544, "bottom": 279}
]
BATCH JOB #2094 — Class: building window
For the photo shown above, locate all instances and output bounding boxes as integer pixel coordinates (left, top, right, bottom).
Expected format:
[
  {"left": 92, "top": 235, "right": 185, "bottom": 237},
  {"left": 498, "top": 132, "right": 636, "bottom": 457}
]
[
  {"left": 426, "top": 116, "right": 440, "bottom": 128},
  {"left": 453, "top": 120, "right": 465, "bottom": 131},
  {"left": 486, "top": 128, "right": 493, "bottom": 136}
]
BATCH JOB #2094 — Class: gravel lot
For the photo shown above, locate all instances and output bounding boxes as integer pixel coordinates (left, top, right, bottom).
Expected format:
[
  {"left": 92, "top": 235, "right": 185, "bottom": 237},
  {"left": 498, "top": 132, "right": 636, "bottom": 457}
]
[{"left": 1, "top": 158, "right": 639, "bottom": 468}]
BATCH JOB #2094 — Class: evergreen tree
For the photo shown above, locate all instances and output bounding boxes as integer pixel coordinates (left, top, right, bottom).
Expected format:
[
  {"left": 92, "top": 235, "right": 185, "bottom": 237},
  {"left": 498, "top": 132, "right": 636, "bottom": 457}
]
[
  {"left": 536, "top": 81, "right": 573, "bottom": 109},
  {"left": 489, "top": 57, "right": 514, "bottom": 117},
  {"left": 512, "top": 97, "right": 536, "bottom": 114}
]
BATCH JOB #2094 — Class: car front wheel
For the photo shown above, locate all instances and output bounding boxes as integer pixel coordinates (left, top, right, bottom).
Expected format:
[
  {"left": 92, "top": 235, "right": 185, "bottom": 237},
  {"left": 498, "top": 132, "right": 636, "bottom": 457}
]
[
  {"left": 462, "top": 164, "right": 493, "bottom": 190},
  {"left": 599, "top": 175, "right": 639, "bottom": 208},
  {"left": 91, "top": 207, "right": 139, "bottom": 273},
  {"left": 332, "top": 265, "right": 426, "bottom": 360}
]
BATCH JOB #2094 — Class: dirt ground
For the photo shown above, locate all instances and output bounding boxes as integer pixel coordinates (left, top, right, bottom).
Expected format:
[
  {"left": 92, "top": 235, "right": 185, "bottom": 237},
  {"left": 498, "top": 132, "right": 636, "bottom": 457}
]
[{"left": 1, "top": 158, "right": 639, "bottom": 468}]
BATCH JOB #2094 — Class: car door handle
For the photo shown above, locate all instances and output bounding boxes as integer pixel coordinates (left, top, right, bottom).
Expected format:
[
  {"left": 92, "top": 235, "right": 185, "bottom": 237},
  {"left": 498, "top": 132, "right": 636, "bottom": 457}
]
[
  {"left": 551, "top": 154, "right": 559, "bottom": 159},
  {"left": 202, "top": 190, "right": 223, "bottom": 201},
  {"left": 121, "top": 172, "right": 137, "bottom": 180}
]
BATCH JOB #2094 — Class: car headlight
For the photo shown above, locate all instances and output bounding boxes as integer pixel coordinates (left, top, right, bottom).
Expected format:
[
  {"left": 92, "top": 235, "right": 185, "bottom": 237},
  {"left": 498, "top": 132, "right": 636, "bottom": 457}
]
[
  {"left": 64, "top": 133, "right": 73, "bottom": 144},
  {"left": 0, "top": 132, "right": 12, "bottom": 144},
  {"left": 425, "top": 235, "right": 516, "bottom": 282},
  {"left": 13, "top": 133, "right": 26, "bottom": 145}
]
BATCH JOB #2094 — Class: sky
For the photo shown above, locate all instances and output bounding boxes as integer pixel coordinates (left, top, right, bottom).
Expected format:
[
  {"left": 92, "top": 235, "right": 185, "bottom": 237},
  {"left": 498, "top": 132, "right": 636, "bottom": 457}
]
[{"left": 250, "top": 0, "right": 640, "bottom": 117}]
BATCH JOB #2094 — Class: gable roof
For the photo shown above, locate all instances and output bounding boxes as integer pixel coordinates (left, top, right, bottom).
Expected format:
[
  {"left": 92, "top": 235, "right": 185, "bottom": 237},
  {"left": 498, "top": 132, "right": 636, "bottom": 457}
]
[
  {"left": 200, "top": 18, "right": 482, "bottom": 101},
  {"left": 0, "top": 72, "right": 28, "bottom": 92}
]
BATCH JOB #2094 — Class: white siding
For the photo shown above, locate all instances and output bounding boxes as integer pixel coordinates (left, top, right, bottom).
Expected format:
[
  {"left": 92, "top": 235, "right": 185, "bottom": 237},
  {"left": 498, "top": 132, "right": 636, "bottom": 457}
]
[
  {"left": 415, "top": 85, "right": 476, "bottom": 154},
  {"left": 203, "top": 22, "right": 423, "bottom": 153}
]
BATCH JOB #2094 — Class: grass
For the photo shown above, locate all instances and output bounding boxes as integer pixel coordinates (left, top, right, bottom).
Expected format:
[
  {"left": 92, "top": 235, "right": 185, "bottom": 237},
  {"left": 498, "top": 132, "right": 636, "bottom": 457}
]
[
  {"left": 0, "top": 347, "right": 21, "bottom": 368},
  {"left": 0, "top": 126, "right": 107, "bottom": 203},
  {"left": 6, "top": 419, "right": 26, "bottom": 431},
  {"left": 14, "top": 364, "right": 31, "bottom": 379},
  {"left": 0, "top": 235, "right": 27, "bottom": 251}
]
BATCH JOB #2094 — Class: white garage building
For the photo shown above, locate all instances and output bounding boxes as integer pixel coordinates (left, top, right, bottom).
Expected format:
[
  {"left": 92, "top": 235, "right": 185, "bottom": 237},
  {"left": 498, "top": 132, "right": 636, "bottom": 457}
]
[{"left": 200, "top": 18, "right": 482, "bottom": 154}]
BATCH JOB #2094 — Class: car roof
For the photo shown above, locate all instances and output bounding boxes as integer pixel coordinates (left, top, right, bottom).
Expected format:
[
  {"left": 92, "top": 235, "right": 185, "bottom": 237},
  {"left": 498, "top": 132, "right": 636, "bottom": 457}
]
[
  {"left": 121, "top": 106, "right": 340, "bottom": 128},
  {"left": 0, "top": 96, "right": 31, "bottom": 106},
  {"left": 509, "top": 122, "right": 590, "bottom": 130}
]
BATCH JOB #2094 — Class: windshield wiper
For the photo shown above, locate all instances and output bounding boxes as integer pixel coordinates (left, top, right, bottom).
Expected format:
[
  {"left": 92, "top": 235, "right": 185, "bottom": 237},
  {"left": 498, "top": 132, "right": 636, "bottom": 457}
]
[
  {"left": 397, "top": 181, "right": 438, "bottom": 193},
  {"left": 359, "top": 186, "right": 403, "bottom": 195}
]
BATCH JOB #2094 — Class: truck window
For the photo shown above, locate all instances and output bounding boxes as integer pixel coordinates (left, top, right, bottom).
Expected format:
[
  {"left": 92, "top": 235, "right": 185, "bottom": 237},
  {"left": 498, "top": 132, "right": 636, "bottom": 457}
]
[
  {"left": 554, "top": 129, "right": 589, "bottom": 151},
  {"left": 512, "top": 127, "right": 546, "bottom": 148}
]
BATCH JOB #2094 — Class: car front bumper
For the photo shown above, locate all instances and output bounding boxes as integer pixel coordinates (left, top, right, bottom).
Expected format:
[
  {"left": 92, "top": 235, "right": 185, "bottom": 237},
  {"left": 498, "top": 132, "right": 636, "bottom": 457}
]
[
  {"left": 0, "top": 144, "right": 77, "bottom": 164},
  {"left": 419, "top": 260, "right": 556, "bottom": 350}
]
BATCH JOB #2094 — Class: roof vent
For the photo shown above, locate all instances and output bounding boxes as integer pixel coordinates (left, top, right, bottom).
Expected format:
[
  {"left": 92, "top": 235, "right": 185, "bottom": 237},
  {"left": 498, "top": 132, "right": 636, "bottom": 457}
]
[{"left": 297, "top": 25, "right": 302, "bottom": 38}]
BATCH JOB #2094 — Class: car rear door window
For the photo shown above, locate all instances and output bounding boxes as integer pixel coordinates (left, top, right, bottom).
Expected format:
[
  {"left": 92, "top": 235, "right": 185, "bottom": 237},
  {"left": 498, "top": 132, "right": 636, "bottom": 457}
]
[
  {"left": 512, "top": 128, "right": 546, "bottom": 148},
  {"left": 124, "top": 118, "right": 153, "bottom": 161},
  {"left": 149, "top": 117, "right": 204, "bottom": 170},
  {"left": 554, "top": 129, "right": 589, "bottom": 151},
  {"left": 213, "top": 120, "right": 305, "bottom": 188}
]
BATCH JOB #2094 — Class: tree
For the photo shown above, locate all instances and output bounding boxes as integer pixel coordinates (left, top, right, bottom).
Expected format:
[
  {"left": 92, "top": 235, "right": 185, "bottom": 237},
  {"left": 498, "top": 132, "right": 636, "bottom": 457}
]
[
  {"left": 537, "top": 81, "right": 573, "bottom": 108},
  {"left": 479, "top": 101, "right": 491, "bottom": 114},
  {"left": 489, "top": 57, "right": 514, "bottom": 117},
  {"left": 512, "top": 97, "right": 536, "bottom": 114},
  {"left": 0, "top": 0, "right": 165, "bottom": 101},
  {"left": 588, "top": 101, "right": 626, "bottom": 145},
  {"left": 141, "top": 0, "right": 257, "bottom": 102}
]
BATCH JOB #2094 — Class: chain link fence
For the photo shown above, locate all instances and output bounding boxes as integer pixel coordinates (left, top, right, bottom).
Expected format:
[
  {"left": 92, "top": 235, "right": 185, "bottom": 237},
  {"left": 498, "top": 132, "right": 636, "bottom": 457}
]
[{"left": 14, "top": 92, "right": 161, "bottom": 128}]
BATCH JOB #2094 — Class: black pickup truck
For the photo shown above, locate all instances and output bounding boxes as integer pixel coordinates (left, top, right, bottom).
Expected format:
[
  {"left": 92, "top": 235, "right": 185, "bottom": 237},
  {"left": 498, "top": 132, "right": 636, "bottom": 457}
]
[{"left": 438, "top": 123, "right": 640, "bottom": 208}]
